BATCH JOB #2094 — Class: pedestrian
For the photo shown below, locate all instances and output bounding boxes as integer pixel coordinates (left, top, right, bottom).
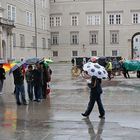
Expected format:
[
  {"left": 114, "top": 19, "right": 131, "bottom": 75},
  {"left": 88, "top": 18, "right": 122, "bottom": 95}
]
[
  {"left": 32, "top": 63, "right": 43, "bottom": 102},
  {"left": 0, "top": 64, "right": 6, "bottom": 95},
  {"left": 81, "top": 73, "right": 105, "bottom": 119},
  {"left": 13, "top": 67, "right": 28, "bottom": 105},
  {"left": 71, "top": 58, "right": 75, "bottom": 66},
  {"left": 105, "top": 60, "right": 112, "bottom": 80},
  {"left": 25, "top": 65, "right": 34, "bottom": 101},
  {"left": 40, "top": 63, "right": 51, "bottom": 99}
]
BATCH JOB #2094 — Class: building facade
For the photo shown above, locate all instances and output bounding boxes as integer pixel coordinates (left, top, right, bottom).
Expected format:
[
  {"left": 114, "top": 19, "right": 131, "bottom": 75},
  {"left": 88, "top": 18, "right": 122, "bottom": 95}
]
[
  {"left": 0, "top": 0, "right": 50, "bottom": 61},
  {"left": 50, "top": 0, "right": 140, "bottom": 61},
  {"left": 0, "top": 0, "right": 140, "bottom": 62}
]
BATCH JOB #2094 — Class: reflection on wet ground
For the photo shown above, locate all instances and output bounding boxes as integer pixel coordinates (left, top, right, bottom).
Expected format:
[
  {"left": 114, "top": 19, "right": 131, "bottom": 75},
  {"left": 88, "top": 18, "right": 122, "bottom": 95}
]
[{"left": 0, "top": 63, "right": 140, "bottom": 139}]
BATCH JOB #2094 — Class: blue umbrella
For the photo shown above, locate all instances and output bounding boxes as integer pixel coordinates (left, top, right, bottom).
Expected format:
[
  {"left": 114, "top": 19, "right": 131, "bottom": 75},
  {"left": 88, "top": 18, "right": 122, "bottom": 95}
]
[
  {"left": 25, "top": 57, "right": 43, "bottom": 65},
  {"left": 9, "top": 61, "right": 26, "bottom": 74}
]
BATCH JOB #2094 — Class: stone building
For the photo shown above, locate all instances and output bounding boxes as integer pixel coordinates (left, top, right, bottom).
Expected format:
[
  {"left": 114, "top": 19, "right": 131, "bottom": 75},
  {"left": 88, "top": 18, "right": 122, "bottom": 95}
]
[
  {"left": 0, "top": 0, "right": 50, "bottom": 61},
  {"left": 50, "top": 0, "right": 140, "bottom": 61},
  {"left": 0, "top": 0, "right": 140, "bottom": 62}
]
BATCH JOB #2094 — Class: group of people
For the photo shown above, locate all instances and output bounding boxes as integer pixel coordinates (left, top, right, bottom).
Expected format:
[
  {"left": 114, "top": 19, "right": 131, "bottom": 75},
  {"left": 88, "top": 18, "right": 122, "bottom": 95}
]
[
  {"left": 0, "top": 61, "right": 52, "bottom": 105},
  {"left": 13, "top": 62, "right": 52, "bottom": 105}
]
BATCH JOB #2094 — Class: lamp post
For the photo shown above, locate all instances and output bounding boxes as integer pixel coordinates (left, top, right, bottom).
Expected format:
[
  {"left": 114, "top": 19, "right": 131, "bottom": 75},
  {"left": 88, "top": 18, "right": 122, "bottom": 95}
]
[
  {"left": 103, "top": 0, "right": 105, "bottom": 56},
  {"left": 34, "top": 0, "right": 38, "bottom": 57}
]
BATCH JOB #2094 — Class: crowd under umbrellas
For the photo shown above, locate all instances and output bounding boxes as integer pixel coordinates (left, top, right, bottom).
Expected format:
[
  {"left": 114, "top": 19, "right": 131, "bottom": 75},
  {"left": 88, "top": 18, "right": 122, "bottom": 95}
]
[{"left": 0, "top": 58, "right": 53, "bottom": 105}]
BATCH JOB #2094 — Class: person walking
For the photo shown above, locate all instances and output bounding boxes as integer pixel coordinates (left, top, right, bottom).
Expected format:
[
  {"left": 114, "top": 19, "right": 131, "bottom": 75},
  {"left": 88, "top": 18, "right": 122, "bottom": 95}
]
[
  {"left": 25, "top": 65, "right": 34, "bottom": 101},
  {"left": 81, "top": 75, "right": 105, "bottom": 119},
  {"left": 105, "top": 60, "right": 112, "bottom": 80},
  {"left": 0, "top": 64, "right": 6, "bottom": 95},
  {"left": 13, "top": 67, "right": 28, "bottom": 105}
]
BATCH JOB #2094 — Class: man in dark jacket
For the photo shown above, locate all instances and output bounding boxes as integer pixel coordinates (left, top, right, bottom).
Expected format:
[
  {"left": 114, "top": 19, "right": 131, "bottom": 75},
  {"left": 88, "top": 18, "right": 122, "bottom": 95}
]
[
  {"left": 0, "top": 64, "right": 6, "bottom": 95},
  {"left": 82, "top": 76, "right": 105, "bottom": 119},
  {"left": 32, "top": 63, "right": 43, "bottom": 102},
  {"left": 13, "top": 67, "right": 27, "bottom": 105},
  {"left": 25, "top": 65, "right": 34, "bottom": 101}
]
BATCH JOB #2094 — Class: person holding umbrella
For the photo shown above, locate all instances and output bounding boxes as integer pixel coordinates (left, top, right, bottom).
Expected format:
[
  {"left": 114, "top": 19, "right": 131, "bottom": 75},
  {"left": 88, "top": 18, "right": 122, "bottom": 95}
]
[
  {"left": 81, "top": 62, "right": 106, "bottom": 119},
  {"left": 0, "top": 64, "right": 6, "bottom": 95},
  {"left": 13, "top": 66, "right": 28, "bottom": 105}
]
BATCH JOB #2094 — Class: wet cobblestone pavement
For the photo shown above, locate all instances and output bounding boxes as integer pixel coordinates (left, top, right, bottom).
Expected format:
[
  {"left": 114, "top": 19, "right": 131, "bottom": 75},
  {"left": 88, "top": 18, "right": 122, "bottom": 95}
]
[{"left": 0, "top": 63, "right": 140, "bottom": 140}]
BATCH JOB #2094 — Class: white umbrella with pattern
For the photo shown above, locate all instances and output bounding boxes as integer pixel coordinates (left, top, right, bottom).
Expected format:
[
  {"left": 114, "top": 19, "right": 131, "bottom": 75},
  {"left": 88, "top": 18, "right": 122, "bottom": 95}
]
[{"left": 83, "top": 62, "right": 108, "bottom": 79}]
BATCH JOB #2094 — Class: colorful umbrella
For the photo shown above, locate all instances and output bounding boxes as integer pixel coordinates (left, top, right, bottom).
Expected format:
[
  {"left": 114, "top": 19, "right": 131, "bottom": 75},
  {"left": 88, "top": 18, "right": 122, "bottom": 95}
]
[
  {"left": 44, "top": 58, "right": 53, "bottom": 63},
  {"left": 83, "top": 62, "right": 108, "bottom": 79},
  {"left": 9, "top": 61, "right": 26, "bottom": 74},
  {"left": 3, "top": 63, "right": 16, "bottom": 72}
]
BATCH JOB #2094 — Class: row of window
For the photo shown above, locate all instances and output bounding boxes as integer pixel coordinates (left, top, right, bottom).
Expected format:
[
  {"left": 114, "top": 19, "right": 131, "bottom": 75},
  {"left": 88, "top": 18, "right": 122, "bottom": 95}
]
[
  {"left": 13, "top": 33, "right": 46, "bottom": 48},
  {"left": 51, "top": 31, "right": 119, "bottom": 45},
  {"left": 52, "top": 50, "right": 118, "bottom": 57},
  {"left": 50, "top": 12, "right": 140, "bottom": 27},
  {"left": 7, "top": 4, "right": 46, "bottom": 30}
]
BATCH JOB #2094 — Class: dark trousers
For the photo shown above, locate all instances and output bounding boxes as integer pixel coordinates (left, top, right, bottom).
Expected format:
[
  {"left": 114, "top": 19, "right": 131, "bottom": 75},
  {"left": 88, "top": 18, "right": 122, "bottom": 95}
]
[
  {"left": 0, "top": 79, "right": 4, "bottom": 92},
  {"left": 15, "top": 84, "right": 26, "bottom": 104},
  {"left": 84, "top": 91, "right": 105, "bottom": 116},
  {"left": 34, "top": 84, "right": 42, "bottom": 101},
  {"left": 27, "top": 82, "right": 33, "bottom": 100},
  {"left": 107, "top": 70, "right": 112, "bottom": 80}
]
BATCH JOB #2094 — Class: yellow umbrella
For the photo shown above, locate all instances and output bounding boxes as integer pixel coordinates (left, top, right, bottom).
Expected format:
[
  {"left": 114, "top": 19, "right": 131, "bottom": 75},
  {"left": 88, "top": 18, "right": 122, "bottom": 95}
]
[{"left": 3, "top": 63, "right": 16, "bottom": 72}]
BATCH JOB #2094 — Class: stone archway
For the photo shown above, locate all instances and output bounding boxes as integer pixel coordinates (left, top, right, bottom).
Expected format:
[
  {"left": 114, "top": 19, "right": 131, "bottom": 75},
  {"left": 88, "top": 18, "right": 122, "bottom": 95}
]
[
  {"left": 131, "top": 32, "right": 140, "bottom": 59},
  {"left": 2, "top": 40, "right": 6, "bottom": 60}
]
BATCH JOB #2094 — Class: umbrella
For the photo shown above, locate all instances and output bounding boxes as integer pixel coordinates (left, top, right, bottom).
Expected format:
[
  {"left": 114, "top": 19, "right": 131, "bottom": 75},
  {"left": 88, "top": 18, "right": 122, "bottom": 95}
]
[
  {"left": 44, "top": 58, "right": 53, "bottom": 63},
  {"left": 83, "top": 62, "right": 108, "bottom": 79},
  {"left": 25, "top": 57, "right": 43, "bottom": 65},
  {"left": 3, "top": 63, "right": 16, "bottom": 72},
  {"left": 9, "top": 61, "right": 26, "bottom": 74}
]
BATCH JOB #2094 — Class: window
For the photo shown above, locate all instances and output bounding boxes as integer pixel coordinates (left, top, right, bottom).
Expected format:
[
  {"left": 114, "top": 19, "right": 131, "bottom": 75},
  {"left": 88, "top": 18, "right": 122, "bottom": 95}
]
[
  {"left": 72, "top": 51, "right": 78, "bottom": 57},
  {"left": 50, "top": 17, "right": 54, "bottom": 27},
  {"left": 53, "top": 51, "right": 58, "bottom": 57},
  {"left": 132, "top": 13, "right": 140, "bottom": 24},
  {"left": 108, "top": 14, "right": 121, "bottom": 25},
  {"left": 89, "top": 31, "right": 98, "bottom": 44},
  {"left": 110, "top": 31, "right": 119, "bottom": 44},
  {"left": 112, "top": 50, "right": 118, "bottom": 56},
  {"left": 26, "top": 11, "right": 32, "bottom": 26},
  {"left": 42, "top": 38, "right": 46, "bottom": 48},
  {"left": 71, "top": 15, "right": 78, "bottom": 26},
  {"left": 87, "top": 15, "right": 100, "bottom": 25},
  {"left": 41, "top": 16, "right": 46, "bottom": 30},
  {"left": 20, "top": 34, "right": 25, "bottom": 47},
  {"left": 70, "top": 32, "right": 79, "bottom": 45},
  {"left": 91, "top": 50, "right": 97, "bottom": 56},
  {"left": 56, "top": 17, "right": 61, "bottom": 26},
  {"left": 50, "top": 16, "right": 61, "bottom": 27},
  {"left": 51, "top": 32, "right": 59, "bottom": 45},
  {"left": 7, "top": 4, "right": 16, "bottom": 22},
  {"left": 13, "top": 33, "right": 16, "bottom": 47}
]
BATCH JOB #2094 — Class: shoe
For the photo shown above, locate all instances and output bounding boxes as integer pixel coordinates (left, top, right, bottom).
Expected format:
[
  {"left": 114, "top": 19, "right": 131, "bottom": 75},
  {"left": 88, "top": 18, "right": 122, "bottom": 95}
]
[
  {"left": 81, "top": 113, "right": 89, "bottom": 117},
  {"left": 99, "top": 115, "right": 105, "bottom": 119},
  {"left": 0, "top": 92, "right": 3, "bottom": 95},
  {"left": 17, "top": 102, "right": 21, "bottom": 105}
]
